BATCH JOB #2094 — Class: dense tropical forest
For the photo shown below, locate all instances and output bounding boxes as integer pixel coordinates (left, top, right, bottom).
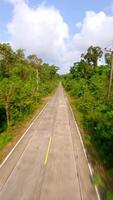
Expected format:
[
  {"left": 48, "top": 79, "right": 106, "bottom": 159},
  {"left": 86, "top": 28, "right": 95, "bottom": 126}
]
[
  {"left": 0, "top": 43, "right": 59, "bottom": 150},
  {"left": 63, "top": 46, "right": 113, "bottom": 199}
]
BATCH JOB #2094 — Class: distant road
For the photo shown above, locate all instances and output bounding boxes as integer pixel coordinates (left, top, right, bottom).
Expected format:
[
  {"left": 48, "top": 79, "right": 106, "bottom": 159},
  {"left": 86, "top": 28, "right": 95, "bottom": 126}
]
[{"left": 0, "top": 86, "right": 98, "bottom": 200}]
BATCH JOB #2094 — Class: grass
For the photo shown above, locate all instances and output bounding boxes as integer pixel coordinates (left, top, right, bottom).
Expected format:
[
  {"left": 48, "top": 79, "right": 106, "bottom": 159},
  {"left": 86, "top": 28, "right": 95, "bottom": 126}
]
[
  {"left": 0, "top": 133, "right": 13, "bottom": 150},
  {"left": 105, "top": 192, "right": 113, "bottom": 200},
  {"left": 92, "top": 174, "right": 104, "bottom": 187}
]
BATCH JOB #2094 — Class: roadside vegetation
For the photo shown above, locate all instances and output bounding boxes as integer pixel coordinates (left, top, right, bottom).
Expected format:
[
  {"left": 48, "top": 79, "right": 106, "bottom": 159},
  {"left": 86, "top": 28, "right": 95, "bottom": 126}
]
[
  {"left": 0, "top": 43, "right": 59, "bottom": 156},
  {"left": 63, "top": 46, "right": 113, "bottom": 200}
]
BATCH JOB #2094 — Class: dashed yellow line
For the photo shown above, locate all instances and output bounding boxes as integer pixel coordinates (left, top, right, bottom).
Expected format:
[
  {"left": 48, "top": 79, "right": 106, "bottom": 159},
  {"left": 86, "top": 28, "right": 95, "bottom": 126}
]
[{"left": 44, "top": 137, "right": 52, "bottom": 165}]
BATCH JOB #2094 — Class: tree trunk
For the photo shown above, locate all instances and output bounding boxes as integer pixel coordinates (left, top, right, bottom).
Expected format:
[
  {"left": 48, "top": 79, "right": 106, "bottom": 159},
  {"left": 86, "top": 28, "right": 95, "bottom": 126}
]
[
  {"left": 5, "top": 102, "right": 10, "bottom": 128},
  {"left": 107, "top": 52, "right": 113, "bottom": 102}
]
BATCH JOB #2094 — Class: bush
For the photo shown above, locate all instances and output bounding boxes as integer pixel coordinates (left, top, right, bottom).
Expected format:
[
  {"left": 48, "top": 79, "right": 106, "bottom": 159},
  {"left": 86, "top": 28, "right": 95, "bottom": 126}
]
[{"left": 105, "top": 192, "right": 113, "bottom": 200}]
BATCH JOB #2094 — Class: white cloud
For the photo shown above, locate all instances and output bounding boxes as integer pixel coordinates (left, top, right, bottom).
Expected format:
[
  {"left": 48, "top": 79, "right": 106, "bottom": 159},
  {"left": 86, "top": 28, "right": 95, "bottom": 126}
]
[
  {"left": 7, "top": 0, "right": 69, "bottom": 65},
  {"left": 72, "top": 11, "right": 113, "bottom": 52},
  {"left": 4, "top": 0, "right": 113, "bottom": 73},
  {"left": 64, "top": 11, "right": 113, "bottom": 73},
  {"left": 76, "top": 22, "right": 82, "bottom": 28}
]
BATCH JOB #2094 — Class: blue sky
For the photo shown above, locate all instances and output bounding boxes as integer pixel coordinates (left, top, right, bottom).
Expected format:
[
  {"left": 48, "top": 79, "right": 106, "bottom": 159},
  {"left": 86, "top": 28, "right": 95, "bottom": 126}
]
[
  {"left": 0, "top": 0, "right": 113, "bottom": 72},
  {"left": 0, "top": 0, "right": 112, "bottom": 37}
]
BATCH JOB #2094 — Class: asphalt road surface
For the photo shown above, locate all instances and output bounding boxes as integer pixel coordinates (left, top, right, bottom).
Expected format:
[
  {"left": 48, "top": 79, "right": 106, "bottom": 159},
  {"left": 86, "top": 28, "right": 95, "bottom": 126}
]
[{"left": 0, "top": 85, "right": 98, "bottom": 200}]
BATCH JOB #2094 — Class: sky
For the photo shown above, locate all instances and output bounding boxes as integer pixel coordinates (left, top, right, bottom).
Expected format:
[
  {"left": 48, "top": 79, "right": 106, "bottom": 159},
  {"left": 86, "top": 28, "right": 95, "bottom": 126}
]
[{"left": 0, "top": 0, "right": 113, "bottom": 73}]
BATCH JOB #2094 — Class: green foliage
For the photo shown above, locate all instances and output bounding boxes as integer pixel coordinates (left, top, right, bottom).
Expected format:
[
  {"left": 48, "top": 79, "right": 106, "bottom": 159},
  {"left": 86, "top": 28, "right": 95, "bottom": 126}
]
[
  {"left": 0, "top": 133, "right": 12, "bottom": 149},
  {"left": 81, "top": 46, "right": 103, "bottom": 67},
  {"left": 70, "top": 61, "right": 93, "bottom": 79},
  {"left": 84, "top": 134, "right": 91, "bottom": 145},
  {"left": 92, "top": 174, "right": 104, "bottom": 187},
  {"left": 105, "top": 53, "right": 112, "bottom": 66},
  {"left": 63, "top": 45, "right": 113, "bottom": 169},
  {"left": 0, "top": 43, "right": 59, "bottom": 137},
  {"left": 105, "top": 192, "right": 113, "bottom": 200}
]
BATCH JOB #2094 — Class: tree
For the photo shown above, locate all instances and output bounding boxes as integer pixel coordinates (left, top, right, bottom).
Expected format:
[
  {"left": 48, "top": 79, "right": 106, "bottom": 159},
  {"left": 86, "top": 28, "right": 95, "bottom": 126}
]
[
  {"left": 27, "top": 54, "right": 42, "bottom": 91},
  {"left": 82, "top": 46, "right": 103, "bottom": 67},
  {"left": 70, "top": 60, "right": 93, "bottom": 79},
  {"left": 0, "top": 78, "right": 16, "bottom": 127},
  {"left": 46, "top": 65, "right": 59, "bottom": 80},
  {"left": 0, "top": 43, "right": 16, "bottom": 78},
  {"left": 0, "top": 42, "right": 59, "bottom": 132},
  {"left": 105, "top": 52, "right": 111, "bottom": 66},
  {"left": 27, "top": 54, "right": 43, "bottom": 72},
  {"left": 104, "top": 52, "right": 113, "bottom": 102},
  {"left": 63, "top": 45, "right": 113, "bottom": 170}
]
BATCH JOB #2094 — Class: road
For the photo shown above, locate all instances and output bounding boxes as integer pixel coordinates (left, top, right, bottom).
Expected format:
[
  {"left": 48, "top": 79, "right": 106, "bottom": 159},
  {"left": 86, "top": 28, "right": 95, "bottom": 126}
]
[{"left": 0, "top": 86, "right": 98, "bottom": 200}]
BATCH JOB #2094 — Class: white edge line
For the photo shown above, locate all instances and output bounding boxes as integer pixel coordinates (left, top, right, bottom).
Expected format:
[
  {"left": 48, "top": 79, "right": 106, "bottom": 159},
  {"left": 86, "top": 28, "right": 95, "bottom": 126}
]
[
  {"left": 67, "top": 100, "right": 101, "bottom": 200},
  {"left": 0, "top": 101, "right": 49, "bottom": 169}
]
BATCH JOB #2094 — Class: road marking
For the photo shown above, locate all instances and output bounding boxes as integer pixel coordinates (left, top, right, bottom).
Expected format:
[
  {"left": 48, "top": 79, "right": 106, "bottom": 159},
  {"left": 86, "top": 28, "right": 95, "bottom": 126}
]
[{"left": 44, "top": 137, "right": 52, "bottom": 165}]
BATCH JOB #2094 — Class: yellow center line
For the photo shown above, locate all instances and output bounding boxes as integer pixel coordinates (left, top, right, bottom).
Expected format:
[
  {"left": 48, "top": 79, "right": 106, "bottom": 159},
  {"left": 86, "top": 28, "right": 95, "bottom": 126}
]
[{"left": 44, "top": 137, "right": 52, "bottom": 165}]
